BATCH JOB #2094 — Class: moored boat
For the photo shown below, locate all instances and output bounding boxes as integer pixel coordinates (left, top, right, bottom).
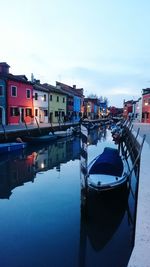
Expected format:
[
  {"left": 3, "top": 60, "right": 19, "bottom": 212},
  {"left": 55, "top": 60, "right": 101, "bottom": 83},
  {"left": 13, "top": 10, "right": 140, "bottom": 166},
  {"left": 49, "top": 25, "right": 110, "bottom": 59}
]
[
  {"left": 23, "top": 134, "right": 57, "bottom": 144},
  {"left": 87, "top": 147, "right": 127, "bottom": 191},
  {"left": 0, "top": 142, "right": 27, "bottom": 154}
]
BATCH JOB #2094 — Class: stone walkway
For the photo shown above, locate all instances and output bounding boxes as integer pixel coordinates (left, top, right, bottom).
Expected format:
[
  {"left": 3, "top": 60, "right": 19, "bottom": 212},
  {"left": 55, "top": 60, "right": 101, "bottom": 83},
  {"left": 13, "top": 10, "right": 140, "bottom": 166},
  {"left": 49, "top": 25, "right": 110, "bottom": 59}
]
[{"left": 128, "top": 123, "right": 150, "bottom": 267}]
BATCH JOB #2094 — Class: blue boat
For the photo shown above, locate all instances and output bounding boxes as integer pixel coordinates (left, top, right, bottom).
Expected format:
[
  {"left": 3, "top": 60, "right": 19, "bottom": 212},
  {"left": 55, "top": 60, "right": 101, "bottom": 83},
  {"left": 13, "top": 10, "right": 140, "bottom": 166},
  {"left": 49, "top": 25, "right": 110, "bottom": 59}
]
[
  {"left": 0, "top": 142, "right": 27, "bottom": 154},
  {"left": 88, "top": 147, "right": 127, "bottom": 191}
]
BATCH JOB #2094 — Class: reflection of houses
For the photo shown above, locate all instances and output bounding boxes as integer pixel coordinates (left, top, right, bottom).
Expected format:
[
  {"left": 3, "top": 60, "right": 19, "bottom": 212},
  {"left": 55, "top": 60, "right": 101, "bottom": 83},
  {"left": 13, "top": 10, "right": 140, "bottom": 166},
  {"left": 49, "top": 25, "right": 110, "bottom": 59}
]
[
  {"left": 0, "top": 62, "right": 33, "bottom": 125},
  {"left": 0, "top": 152, "right": 35, "bottom": 199},
  {"left": 32, "top": 137, "right": 81, "bottom": 173}
]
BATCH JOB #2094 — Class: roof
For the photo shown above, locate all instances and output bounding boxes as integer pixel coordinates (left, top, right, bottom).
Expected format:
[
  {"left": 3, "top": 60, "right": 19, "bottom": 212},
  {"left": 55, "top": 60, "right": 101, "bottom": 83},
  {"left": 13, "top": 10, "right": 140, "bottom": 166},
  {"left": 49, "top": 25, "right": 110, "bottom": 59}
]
[
  {"left": 0, "top": 73, "right": 32, "bottom": 85},
  {"left": 42, "top": 83, "right": 68, "bottom": 96},
  {"left": 56, "top": 81, "right": 84, "bottom": 98}
]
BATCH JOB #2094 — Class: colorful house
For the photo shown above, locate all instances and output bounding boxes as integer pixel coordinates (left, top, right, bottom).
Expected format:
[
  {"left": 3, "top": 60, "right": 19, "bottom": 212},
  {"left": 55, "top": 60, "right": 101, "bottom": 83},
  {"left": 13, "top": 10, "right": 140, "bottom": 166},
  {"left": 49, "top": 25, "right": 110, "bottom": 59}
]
[
  {"left": 33, "top": 81, "right": 49, "bottom": 124},
  {"left": 123, "top": 100, "right": 133, "bottom": 119},
  {"left": 141, "top": 88, "right": 150, "bottom": 123},
  {"left": 56, "top": 82, "right": 84, "bottom": 122},
  {"left": 44, "top": 83, "right": 67, "bottom": 124},
  {"left": 0, "top": 62, "right": 33, "bottom": 125},
  {"left": 0, "top": 77, "right": 7, "bottom": 125},
  {"left": 83, "top": 98, "right": 99, "bottom": 119}
]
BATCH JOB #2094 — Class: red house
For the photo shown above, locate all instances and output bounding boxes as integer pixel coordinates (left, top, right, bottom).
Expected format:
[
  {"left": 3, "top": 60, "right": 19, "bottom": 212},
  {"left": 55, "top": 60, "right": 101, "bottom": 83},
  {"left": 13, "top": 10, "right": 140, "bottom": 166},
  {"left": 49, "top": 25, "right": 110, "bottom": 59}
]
[
  {"left": 0, "top": 63, "right": 33, "bottom": 125},
  {"left": 142, "top": 88, "right": 150, "bottom": 123}
]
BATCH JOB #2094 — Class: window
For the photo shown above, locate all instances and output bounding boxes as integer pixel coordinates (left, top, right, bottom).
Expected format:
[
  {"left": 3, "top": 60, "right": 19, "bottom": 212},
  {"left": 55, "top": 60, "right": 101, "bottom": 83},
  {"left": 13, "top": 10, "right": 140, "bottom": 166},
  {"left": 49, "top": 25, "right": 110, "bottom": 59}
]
[
  {"left": 26, "top": 89, "right": 31, "bottom": 99},
  {"left": 57, "top": 96, "right": 59, "bottom": 102},
  {"left": 26, "top": 108, "right": 32, "bottom": 117},
  {"left": 34, "top": 93, "right": 38, "bottom": 100},
  {"left": 10, "top": 107, "right": 19, "bottom": 116},
  {"left": 63, "top": 97, "right": 65, "bottom": 103},
  {"left": 55, "top": 111, "right": 58, "bottom": 117},
  {"left": 11, "top": 86, "right": 17, "bottom": 97},
  {"left": 44, "top": 94, "right": 46, "bottom": 101},
  {"left": 44, "top": 110, "right": 48, "bottom": 116},
  {"left": 50, "top": 95, "right": 52, "bottom": 101},
  {"left": 35, "top": 109, "right": 38, "bottom": 116},
  {"left": 0, "top": 85, "right": 3, "bottom": 96}
]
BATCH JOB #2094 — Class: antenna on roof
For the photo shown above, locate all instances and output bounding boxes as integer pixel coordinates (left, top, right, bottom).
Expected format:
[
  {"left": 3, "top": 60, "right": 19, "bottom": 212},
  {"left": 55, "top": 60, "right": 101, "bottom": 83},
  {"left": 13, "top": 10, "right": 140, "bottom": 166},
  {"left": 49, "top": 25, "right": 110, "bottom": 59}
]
[{"left": 31, "top": 73, "right": 34, "bottom": 82}]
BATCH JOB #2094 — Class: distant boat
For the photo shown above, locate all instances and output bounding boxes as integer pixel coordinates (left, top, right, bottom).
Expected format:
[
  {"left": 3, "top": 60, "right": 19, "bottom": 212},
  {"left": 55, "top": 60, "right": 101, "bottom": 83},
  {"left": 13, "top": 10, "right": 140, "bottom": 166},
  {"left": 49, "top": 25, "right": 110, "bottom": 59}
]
[
  {"left": 88, "top": 147, "right": 127, "bottom": 191},
  {"left": 0, "top": 142, "right": 27, "bottom": 154}
]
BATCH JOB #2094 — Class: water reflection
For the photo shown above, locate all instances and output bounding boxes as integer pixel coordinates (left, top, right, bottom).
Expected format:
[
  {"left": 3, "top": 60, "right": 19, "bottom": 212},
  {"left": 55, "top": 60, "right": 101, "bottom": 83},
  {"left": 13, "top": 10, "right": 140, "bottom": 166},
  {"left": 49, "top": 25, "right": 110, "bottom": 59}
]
[
  {"left": 0, "top": 127, "right": 138, "bottom": 267},
  {"left": 0, "top": 136, "right": 81, "bottom": 199},
  {"left": 79, "top": 126, "right": 137, "bottom": 267}
]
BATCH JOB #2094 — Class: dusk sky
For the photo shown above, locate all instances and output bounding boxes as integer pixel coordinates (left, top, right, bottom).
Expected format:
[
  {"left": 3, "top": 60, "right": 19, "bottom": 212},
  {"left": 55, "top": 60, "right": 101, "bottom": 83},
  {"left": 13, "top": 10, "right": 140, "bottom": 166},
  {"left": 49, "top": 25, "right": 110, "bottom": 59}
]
[{"left": 1, "top": 0, "right": 150, "bottom": 107}]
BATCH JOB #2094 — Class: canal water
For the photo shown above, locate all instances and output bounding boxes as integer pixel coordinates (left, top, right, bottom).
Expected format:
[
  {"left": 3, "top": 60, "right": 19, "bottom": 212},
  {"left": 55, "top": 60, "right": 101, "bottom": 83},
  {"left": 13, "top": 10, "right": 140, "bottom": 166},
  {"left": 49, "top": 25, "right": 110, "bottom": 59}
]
[{"left": 0, "top": 127, "right": 137, "bottom": 267}]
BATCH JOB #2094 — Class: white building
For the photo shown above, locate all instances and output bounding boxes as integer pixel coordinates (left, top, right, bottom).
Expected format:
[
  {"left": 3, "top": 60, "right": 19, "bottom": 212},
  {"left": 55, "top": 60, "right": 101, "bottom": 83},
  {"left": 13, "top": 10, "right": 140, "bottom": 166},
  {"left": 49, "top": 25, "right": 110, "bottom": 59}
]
[{"left": 33, "top": 82, "right": 49, "bottom": 124}]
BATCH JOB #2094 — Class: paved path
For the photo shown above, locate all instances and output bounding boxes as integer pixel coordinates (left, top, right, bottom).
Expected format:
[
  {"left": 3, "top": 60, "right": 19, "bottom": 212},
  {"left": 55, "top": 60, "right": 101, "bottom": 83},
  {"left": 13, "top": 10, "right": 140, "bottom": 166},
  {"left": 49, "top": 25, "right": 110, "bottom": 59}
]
[
  {"left": 133, "top": 122, "right": 150, "bottom": 146},
  {"left": 128, "top": 122, "right": 150, "bottom": 267}
]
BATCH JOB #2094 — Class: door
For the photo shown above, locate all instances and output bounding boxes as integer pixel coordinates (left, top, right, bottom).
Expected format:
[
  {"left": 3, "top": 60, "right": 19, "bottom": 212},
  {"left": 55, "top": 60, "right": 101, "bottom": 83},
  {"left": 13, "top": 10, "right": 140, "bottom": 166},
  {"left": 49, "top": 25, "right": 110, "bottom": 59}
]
[{"left": 21, "top": 108, "right": 24, "bottom": 123}]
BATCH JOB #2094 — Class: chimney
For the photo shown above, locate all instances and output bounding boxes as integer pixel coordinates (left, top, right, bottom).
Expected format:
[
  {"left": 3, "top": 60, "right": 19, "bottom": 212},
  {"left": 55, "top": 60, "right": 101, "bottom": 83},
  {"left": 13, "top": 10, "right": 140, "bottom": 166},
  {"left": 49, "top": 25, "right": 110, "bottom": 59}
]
[
  {"left": 73, "top": 85, "right": 76, "bottom": 89},
  {"left": 0, "top": 62, "right": 10, "bottom": 74}
]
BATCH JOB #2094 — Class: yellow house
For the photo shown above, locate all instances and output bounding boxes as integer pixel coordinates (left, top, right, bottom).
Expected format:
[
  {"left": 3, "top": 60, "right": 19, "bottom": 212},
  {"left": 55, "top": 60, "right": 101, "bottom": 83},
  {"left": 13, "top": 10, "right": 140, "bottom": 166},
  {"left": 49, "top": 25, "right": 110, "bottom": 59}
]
[{"left": 44, "top": 84, "right": 67, "bottom": 124}]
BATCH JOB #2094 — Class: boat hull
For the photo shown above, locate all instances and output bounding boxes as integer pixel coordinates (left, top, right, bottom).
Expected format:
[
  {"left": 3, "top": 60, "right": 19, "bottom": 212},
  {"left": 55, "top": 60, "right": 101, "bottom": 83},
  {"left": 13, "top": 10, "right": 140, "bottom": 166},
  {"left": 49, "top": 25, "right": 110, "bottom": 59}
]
[{"left": 0, "top": 142, "right": 27, "bottom": 154}]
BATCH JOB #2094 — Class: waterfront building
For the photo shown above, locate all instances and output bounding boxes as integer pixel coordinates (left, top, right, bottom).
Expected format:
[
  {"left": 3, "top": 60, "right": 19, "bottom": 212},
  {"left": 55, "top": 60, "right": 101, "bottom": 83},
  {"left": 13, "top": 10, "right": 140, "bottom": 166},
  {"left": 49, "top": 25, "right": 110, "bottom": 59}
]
[
  {"left": 56, "top": 82, "right": 84, "bottom": 122},
  {"left": 123, "top": 100, "right": 133, "bottom": 119},
  {"left": 32, "top": 81, "right": 49, "bottom": 124},
  {"left": 133, "top": 98, "right": 142, "bottom": 122},
  {"left": 43, "top": 83, "right": 67, "bottom": 124},
  {"left": 0, "top": 62, "right": 33, "bottom": 125},
  {"left": 141, "top": 88, "right": 150, "bottom": 123},
  {"left": 0, "top": 77, "right": 7, "bottom": 125},
  {"left": 83, "top": 98, "right": 100, "bottom": 119},
  {"left": 99, "top": 99, "right": 108, "bottom": 117}
]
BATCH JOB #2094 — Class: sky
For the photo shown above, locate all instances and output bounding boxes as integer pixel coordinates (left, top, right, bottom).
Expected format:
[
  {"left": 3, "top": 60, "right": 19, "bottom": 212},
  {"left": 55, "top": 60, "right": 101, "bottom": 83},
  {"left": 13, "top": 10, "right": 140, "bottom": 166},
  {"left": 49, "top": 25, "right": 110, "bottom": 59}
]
[{"left": 1, "top": 0, "right": 150, "bottom": 107}]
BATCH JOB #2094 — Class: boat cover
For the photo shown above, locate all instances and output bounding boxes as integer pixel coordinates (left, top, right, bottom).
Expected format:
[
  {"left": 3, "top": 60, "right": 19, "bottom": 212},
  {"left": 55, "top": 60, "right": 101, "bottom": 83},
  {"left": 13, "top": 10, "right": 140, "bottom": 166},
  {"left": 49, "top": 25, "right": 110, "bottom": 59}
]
[{"left": 89, "top": 147, "right": 123, "bottom": 177}]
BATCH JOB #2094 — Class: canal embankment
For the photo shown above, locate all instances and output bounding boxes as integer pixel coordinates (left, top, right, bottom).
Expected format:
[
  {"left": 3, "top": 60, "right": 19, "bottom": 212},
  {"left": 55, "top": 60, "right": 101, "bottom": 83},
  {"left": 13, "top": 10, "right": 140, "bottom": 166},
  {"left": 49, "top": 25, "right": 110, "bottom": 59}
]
[
  {"left": 0, "top": 122, "right": 78, "bottom": 142},
  {"left": 127, "top": 122, "right": 150, "bottom": 267}
]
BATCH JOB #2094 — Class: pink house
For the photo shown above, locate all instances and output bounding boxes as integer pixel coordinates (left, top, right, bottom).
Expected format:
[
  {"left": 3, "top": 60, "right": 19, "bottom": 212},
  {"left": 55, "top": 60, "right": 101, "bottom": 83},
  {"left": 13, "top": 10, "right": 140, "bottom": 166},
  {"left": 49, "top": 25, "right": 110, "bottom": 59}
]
[{"left": 0, "top": 63, "right": 33, "bottom": 125}]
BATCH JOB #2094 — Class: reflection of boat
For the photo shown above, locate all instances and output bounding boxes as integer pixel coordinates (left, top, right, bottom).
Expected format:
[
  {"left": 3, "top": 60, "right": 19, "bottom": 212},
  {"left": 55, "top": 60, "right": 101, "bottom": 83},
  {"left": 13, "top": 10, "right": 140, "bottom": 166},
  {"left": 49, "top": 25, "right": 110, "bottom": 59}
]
[
  {"left": 54, "top": 127, "right": 74, "bottom": 138},
  {"left": 23, "top": 134, "right": 57, "bottom": 144},
  {"left": 84, "top": 188, "right": 129, "bottom": 251},
  {"left": 0, "top": 142, "right": 27, "bottom": 154},
  {"left": 88, "top": 147, "right": 127, "bottom": 191}
]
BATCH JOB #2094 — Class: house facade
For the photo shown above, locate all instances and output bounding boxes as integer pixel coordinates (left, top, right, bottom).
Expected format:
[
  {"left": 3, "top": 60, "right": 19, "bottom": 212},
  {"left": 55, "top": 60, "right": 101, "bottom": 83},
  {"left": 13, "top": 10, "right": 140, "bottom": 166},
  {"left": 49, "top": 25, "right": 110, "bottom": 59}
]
[
  {"left": 56, "top": 82, "right": 83, "bottom": 122},
  {"left": 0, "top": 62, "right": 33, "bottom": 125},
  {"left": 33, "top": 82, "right": 49, "bottom": 124},
  {"left": 123, "top": 100, "right": 133, "bottom": 119},
  {"left": 0, "top": 78, "right": 6, "bottom": 125},
  {"left": 83, "top": 98, "right": 99, "bottom": 119},
  {"left": 44, "top": 84, "right": 67, "bottom": 124},
  {"left": 141, "top": 88, "right": 150, "bottom": 123}
]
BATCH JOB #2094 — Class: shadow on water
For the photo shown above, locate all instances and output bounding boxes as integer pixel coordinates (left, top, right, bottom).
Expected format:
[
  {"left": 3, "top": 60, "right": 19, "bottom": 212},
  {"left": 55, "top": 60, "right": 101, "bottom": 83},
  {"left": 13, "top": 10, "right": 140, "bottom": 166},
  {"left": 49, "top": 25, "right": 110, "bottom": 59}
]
[{"left": 0, "top": 126, "right": 140, "bottom": 267}]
